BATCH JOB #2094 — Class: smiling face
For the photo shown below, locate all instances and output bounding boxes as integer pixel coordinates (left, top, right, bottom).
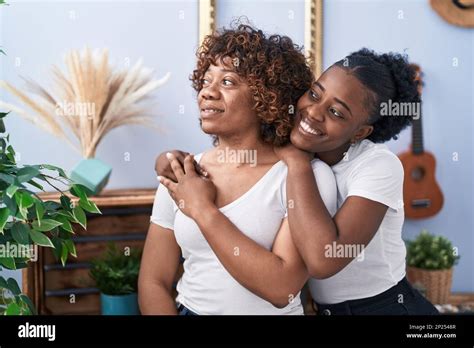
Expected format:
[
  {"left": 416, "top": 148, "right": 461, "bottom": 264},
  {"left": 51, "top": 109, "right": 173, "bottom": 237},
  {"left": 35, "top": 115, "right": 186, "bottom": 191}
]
[
  {"left": 290, "top": 66, "right": 375, "bottom": 164},
  {"left": 198, "top": 57, "right": 258, "bottom": 139}
]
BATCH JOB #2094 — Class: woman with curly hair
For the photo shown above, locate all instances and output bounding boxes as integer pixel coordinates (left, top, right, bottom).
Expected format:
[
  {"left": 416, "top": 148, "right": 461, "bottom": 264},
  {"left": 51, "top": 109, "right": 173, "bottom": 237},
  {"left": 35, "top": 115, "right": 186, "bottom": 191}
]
[
  {"left": 158, "top": 48, "right": 439, "bottom": 315},
  {"left": 138, "top": 24, "right": 337, "bottom": 314}
]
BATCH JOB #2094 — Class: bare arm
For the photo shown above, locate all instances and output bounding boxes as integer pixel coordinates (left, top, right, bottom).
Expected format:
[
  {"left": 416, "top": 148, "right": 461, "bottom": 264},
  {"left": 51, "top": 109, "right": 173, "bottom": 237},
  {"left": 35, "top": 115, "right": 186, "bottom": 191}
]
[
  {"left": 138, "top": 223, "right": 181, "bottom": 314},
  {"left": 285, "top": 158, "right": 388, "bottom": 279}
]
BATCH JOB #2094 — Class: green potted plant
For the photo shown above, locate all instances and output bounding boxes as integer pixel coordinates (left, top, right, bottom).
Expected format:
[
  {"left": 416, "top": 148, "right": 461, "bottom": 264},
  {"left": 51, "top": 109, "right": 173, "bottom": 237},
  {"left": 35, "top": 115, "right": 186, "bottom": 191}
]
[
  {"left": 406, "top": 230, "right": 460, "bottom": 304},
  {"left": 0, "top": 0, "right": 101, "bottom": 315},
  {"left": 89, "top": 243, "right": 141, "bottom": 315},
  {"left": 0, "top": 111, "right": 101, "bottom": 314}
]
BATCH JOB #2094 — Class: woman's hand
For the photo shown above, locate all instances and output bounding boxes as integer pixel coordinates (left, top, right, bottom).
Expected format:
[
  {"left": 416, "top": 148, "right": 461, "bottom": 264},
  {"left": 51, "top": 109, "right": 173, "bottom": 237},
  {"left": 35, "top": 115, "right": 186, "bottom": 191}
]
[
  {"left": 159, "top": 153, "right": 217, "bottom": 220},
  {"left": 273, "top": 144, "right": 314, "bottom": 165},
  {"left": 155, "top": 150, "right": 208, "bottom": 182}
]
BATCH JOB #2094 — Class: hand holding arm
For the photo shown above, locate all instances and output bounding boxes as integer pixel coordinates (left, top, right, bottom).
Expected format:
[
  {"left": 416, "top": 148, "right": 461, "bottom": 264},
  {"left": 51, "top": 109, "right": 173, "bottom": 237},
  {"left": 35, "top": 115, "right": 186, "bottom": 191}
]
[{"left": 155, "top": 150, "right": 208, "bottom": 182}]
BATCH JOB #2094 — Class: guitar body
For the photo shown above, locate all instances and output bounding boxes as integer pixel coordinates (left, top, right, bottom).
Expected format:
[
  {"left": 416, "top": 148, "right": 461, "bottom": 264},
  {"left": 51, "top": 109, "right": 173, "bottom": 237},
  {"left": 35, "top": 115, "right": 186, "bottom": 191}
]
[
  {"left": 397, "top": 64, "right": 444, "bottom": 219},
  {"left": 398, "top": 150, "right": 444, "bottom": 219}
]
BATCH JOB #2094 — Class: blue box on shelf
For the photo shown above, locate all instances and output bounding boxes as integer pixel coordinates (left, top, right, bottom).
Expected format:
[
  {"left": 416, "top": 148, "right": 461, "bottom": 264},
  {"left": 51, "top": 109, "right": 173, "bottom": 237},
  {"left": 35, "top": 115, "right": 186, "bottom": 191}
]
[{"left": 70, "top": 158, "right": 112, "bottom": 196}]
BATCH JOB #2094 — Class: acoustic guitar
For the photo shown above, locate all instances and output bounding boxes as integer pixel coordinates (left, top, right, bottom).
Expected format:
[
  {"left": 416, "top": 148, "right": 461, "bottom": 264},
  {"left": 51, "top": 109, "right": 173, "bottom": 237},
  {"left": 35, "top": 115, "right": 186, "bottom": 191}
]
[{"left": 398, "top": 64, "right": 444, "bottom": 219}]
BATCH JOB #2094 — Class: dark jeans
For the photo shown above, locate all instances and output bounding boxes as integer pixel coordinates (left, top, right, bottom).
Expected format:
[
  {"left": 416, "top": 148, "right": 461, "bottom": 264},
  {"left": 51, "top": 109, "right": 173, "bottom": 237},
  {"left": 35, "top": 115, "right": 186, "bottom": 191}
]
[
  {"left": 314, "top": 277, "right": 439, "bottom": 315},
  {"left": 177, "top": 302, "right": 199, "bottom": 316}
]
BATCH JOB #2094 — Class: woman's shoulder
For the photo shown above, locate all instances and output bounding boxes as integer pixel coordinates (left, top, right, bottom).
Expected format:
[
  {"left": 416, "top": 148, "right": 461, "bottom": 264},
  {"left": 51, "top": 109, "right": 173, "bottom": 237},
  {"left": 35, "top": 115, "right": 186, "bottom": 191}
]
[
  {"left": 262, "top": 159, "right": 288, "bottom": 182},
  {"left": 351, "top": 140, "right": 403, "bottom": 172},
  {"left": 311, "top": 157, "right": 336, "bottom": 180},
  {"left": 339, "top": 142, "right": 404, "bottom": 191},
  {"left": 311, "top": 157, "right": 334, "bottom": 172}
]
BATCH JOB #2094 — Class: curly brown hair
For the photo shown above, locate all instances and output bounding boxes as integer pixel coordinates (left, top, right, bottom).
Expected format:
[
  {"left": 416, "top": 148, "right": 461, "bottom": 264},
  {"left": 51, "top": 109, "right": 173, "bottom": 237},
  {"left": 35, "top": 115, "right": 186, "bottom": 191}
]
[{"left": 191, "top": 24, "right": 313, "bottom": 146}]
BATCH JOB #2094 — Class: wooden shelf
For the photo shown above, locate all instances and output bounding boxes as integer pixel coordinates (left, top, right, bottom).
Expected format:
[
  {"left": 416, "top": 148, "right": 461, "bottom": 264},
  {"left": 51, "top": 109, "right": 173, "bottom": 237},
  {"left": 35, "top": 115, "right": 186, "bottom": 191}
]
[
  {"left": 24, "top": 188, "right": 158, "bottom": 315},
  {"left": 448, "top": 293, "right": 474, "bottom": 306},
  {"left": 38, "top": 188, "right": 156, "bottom": 207}
]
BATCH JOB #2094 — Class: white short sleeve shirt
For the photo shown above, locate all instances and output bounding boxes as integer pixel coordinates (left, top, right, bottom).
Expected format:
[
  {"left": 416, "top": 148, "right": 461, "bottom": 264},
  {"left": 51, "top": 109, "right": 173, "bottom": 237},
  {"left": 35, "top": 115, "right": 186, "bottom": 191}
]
[{"left": 309, "top": 139, "right": 407, "bottom": 304}]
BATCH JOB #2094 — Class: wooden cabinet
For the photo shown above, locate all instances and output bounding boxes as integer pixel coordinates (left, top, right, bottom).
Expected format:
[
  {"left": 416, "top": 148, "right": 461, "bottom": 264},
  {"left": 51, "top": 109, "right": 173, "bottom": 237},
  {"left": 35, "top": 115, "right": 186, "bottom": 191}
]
[{"left": 23, "top": 189, "right": 156, "bottom": 315}]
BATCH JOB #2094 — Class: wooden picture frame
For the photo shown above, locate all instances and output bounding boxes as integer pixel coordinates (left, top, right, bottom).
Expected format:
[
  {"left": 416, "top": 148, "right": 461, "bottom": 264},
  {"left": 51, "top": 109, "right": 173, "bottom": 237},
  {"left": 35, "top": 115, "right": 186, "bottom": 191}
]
[
  {"left": 199, "top": 0, "right": 216, "bottom": 45},
  {"left": 305, "top": 0, "right": 323, "bottom": 78},
  {"left": 199, "top": 0, "right": 323, "bottom": 77}
]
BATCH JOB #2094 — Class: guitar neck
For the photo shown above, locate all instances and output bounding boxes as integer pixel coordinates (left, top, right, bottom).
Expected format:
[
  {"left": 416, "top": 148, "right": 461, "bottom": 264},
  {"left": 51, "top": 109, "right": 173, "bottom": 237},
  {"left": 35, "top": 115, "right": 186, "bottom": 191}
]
[
  {"left": 410, "top": 63, "right": 424, "bottom": 155},
  {"left": 412, "top": 115, "right": 424, "bottom": 154}
]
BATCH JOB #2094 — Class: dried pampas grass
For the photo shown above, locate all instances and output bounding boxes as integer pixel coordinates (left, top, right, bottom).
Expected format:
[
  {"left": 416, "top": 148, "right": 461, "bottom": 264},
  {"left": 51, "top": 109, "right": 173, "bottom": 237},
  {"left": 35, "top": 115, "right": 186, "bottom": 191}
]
[{"left": 0, "top": 48, "right": 170, "bottom": 158}]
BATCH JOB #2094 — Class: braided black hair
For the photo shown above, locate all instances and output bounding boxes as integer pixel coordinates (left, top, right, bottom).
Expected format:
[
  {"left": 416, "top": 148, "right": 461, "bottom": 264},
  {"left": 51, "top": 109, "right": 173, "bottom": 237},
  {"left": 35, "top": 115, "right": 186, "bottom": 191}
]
[{"left": 334, "top": 48, "right": 420, "bottom": 143}]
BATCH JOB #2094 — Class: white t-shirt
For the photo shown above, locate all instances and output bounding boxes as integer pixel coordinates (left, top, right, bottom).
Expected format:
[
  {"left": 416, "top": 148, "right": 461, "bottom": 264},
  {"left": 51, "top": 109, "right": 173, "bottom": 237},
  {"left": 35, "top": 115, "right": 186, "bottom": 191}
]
[
  {"left": 308, "top": 139, "right": 407, "bottom": 304},
  {"left": 151, "top": 152, "right": 337, "bottom": 315}
]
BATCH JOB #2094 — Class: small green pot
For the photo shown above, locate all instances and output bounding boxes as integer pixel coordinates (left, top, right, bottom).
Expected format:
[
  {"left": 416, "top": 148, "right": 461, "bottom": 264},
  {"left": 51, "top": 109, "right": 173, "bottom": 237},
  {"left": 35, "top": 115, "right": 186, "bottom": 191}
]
[{"left": 100, "top": 292, "right": 140, "bottom": 315}]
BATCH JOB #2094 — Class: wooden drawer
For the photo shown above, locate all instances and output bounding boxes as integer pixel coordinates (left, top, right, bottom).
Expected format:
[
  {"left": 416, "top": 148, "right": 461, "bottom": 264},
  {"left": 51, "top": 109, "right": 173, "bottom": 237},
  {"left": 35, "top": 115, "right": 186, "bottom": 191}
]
[{"left": 23, "top": 189, "right": 164, "bottom": 315}]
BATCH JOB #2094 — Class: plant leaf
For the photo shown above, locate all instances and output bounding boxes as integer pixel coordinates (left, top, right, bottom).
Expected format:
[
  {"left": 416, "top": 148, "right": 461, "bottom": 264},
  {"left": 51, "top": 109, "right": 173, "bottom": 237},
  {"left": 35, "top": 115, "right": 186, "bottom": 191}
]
[
  {"left": 5, "top": 302, "right": 21, "bottom": 315},
  {"left": 19, "top": 191, "right": 35, "bottom": 209},
  {"left": 0, "top": 173, "right": 15, "bottom": 184},
  {"left": 79, "top": 198, "right": 101, "bottom": 214},
  {"left": 6, "top": 144, "right": 15, "bottom": 157},
  {"left": 73, "top": 205, "right": 86, "bottom": 229},
  {"left": 40, "top": 164, "right": 68, "bottom": 179},
  {"left": 31, "top": 219, "right": 62, "bottom": 232},
  {"left": 14, "top": 192, "right": 29, "bottom": 220},
  {"left": 2, "top": 193, "right": 17, "bottom": 217},
  {"left": 16, "top": 166, "right": 40, "bottom": 183},
  {"left": 55, "top": 209, "right": 76, "bottom": 221},
  {"left": 29, "top": 229, "right": 54, "bottom": 248},
  {"left": 70, "top": 184, "right": 88, "bottom": 201},
  {"left": 17, "top": 206, "right": 28, "bottom": 221},
  {"left": 60, "top": 195, "right": 73, "bottom": 211},
  {"left": 11, "top": 222, "right": 30, "bottom": 245},
  {"left": 50, "top": 237, "right": 62, "bottom": 261},
  {"left": 6, "top": 278, "right": 21, "bottom": 295},
  {"left": 0, "top": 257, "right": 16, "bottom": 270},
  {"left": 6, "top": 184, "right": 18, "bottom": 198},
  {"left": 0, "top": 207, "right": 10, "bottom": 233},
  {"left": 19, "top": 294, "right": 36, "bottom": 315},
  {"left": 60, "top": 241, "right": 68, "bottom": 266},
  {"left": 63, "top": 239, "right": 77, "bottom": 258},
  {"left": 35, "top": 200, "right": 44, "bottom": 222},
  {"left": 42, "top": 200, "right": 61, "bottom": 211},
  {"left": 56, "top": 215, "right": 73, "bottom": 233},
  {"left": 27, "top": 179, "right": 44, "bottom": 190}
]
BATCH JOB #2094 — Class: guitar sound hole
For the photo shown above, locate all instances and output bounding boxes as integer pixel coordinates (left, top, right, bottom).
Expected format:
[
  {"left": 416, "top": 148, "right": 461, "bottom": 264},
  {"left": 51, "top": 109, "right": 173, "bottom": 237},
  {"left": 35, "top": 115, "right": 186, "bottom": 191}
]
[{"left": 411, "top": 167, "right": 425, "bottom": 181}]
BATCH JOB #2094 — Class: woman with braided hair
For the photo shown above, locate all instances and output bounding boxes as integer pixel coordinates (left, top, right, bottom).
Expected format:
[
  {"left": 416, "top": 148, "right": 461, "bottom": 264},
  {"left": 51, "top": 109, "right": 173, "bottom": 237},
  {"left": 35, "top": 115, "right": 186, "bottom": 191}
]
[{"left": 273, "top": 48, "right": 439, "bottom": 315}]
